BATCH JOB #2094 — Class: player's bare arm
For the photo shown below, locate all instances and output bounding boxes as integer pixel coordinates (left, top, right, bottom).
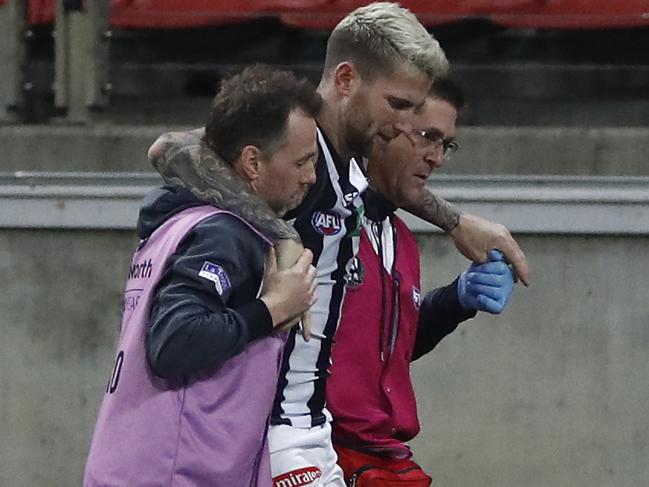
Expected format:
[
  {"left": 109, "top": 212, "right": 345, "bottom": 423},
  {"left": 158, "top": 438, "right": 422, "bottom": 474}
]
[{"left": 404, "top": 187, "right": 530, "bottom": 286}]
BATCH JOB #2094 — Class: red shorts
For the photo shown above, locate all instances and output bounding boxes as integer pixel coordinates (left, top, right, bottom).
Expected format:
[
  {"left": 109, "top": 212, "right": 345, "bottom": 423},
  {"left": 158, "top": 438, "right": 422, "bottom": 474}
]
[{"left": 334, "top": 445, "right": 432, "bottom": 486}]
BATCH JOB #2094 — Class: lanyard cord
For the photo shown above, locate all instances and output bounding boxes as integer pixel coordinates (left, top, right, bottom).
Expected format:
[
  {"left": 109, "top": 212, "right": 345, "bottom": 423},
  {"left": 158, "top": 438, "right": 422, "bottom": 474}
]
[{"left": 373, "top": 220, "right": 388, "bottom": 362}]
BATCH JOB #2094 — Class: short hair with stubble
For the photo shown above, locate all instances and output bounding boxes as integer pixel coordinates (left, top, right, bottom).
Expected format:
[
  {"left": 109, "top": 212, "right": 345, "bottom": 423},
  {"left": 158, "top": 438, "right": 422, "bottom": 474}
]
[
  {"left": 322, "top": 2, "right": 449, "bottom": 82},
  {"left": 429, "top": 76, "right": 465, "bottom": 111},
  {"left": 205, "top": 64, "right": 322, "bottom": 164}
]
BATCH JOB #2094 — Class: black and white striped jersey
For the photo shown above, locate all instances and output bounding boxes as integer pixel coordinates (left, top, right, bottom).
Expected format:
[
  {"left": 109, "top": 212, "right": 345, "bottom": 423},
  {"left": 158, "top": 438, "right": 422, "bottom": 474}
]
[{"left": 272, "top": 127, "right": 368, "bottom": 428}]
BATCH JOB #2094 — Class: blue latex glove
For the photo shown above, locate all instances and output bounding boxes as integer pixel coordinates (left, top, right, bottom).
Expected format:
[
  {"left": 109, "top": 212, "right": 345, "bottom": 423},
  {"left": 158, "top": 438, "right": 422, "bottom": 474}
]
[{"left": 458, "top": 249, "right": 514, "bottom": 314}]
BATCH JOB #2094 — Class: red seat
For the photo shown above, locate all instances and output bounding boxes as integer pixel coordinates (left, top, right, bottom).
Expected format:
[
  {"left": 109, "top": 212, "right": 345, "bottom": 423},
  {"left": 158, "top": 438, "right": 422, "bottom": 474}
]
[
  {"left": 400, "top": 0, "right": 538, "bottom": 27},
  {"left": 279, "top": 0, "right": 539, "bottom": 29},
  {"left": 111, "top": 0, "right": 273, "bottom": 28},
  {"left": 13, "top": 0, "right": 649, "bottom": 30},
  {"left": 27, "top": 0, "right": 55, "bottom": 25},
  {"left": 22, "top": 0, "right": 130, "bottom": 26},
  {"left": 490, "top": 0, "right": 649, "bottom": 29},
  {"left": 279, "top": 1, "right": 365, "bottom": 30},
  {"left": 17, "top": 0, "right": 317, "bottom": 28}
]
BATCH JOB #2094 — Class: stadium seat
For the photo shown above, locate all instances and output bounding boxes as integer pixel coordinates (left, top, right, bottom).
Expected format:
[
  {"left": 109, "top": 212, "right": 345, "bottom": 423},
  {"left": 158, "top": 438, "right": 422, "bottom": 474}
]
[
  {"left": 16, "top": 0, "right": 325, "bottom": 28},
  {"left": 111, "top": 0, "right": 271, "bottom": 28},
  {"left": 21, "top": 0, "right": 125, "bottom": 25},
  {"left": 401, "top": 0, "right": 539, "bottom": 26},
  {"left": 490, "top": 0, "right": 649, "bottom": 29},
  {"left": 27, "top": 0, "right": 55, "bottom": 25},
  {"left": 19, "top": 0, "right": 129, "bottom": 26},
  {"left": 278, "top": 1, "right": 359, "bottom": 30},
  {"left": 9, "top": 0, "right": 649, "bottom": 30},
  {"left": 278, "top": 0, "right": 542, "bottom": 29},
  {"left": 109, "top": 0, "right": 330, "bottom": 29}
]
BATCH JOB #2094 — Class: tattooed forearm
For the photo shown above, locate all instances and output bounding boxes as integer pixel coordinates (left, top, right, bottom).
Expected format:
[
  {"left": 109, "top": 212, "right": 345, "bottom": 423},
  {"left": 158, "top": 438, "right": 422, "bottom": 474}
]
[
  {"left": 405, "top": 187, "right": 462, "bottom": 233},
  {"left": 149, "top": 131, "right": 300, "bottom": 242}
]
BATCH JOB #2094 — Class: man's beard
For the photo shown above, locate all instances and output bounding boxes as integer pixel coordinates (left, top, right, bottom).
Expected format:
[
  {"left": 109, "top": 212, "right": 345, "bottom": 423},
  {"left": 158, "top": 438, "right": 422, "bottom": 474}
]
[{"left": 345, "top": 122, "right": 373, "bottom": 158}]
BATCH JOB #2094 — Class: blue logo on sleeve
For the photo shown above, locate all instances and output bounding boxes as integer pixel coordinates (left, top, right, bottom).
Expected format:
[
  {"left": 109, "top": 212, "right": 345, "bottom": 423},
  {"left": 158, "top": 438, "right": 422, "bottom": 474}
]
[{"left": 198, "top": 261, "right": 231, "bottom": 296}]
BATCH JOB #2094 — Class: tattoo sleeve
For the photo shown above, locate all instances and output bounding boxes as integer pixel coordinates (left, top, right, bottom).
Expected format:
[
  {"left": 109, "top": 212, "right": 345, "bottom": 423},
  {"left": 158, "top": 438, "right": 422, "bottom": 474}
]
[
  {"left": 149, "top": 131, "right": 300, "bottom": 243},
  {"left": 405, "top": 187, "right": 462, "bottom": 233}
]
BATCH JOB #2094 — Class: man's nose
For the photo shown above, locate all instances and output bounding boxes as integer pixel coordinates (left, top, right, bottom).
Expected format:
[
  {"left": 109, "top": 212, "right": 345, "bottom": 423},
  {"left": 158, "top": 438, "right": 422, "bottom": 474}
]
[
  {"left": 304, "top": 163, "right": 317, "bottom": 185},
  {"left": 424, "top": 150, "right": 445, "bottom": 169},
  {"left": 393, "top": 119, "right": 413, "bottom": 137}
]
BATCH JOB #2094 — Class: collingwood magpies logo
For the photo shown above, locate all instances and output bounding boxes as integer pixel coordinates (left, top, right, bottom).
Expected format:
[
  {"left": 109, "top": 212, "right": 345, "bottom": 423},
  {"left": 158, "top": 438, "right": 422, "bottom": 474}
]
[{"left": 344, "top": 256, "right": 365, "bottom": 289}]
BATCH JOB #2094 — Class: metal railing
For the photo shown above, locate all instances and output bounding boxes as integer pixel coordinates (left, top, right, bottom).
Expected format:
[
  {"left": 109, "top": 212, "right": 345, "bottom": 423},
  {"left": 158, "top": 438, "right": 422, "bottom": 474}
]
[
  {"left": 2, "top": 172, "right": 648, "bottom": 234},
  {"left": 0, "top": 0, "right": 28, "bottom": 122},
  {"left": 1, "top": 0, "right": 110, "bottom": 123}
]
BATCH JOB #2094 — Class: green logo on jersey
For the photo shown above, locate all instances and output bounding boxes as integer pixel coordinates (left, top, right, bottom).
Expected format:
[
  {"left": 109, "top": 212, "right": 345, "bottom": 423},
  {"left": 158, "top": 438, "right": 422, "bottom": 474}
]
[{"left": 349, "top": 205, "right": 364, "bottom": 237}]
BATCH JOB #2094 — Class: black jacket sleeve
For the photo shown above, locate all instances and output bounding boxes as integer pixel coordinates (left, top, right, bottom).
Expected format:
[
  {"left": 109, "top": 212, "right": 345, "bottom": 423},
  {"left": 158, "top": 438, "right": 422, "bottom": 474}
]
[
  {"left": 411, "top": 277, "right": 477, "bottom": 361},
  {"left": 146, "top": 213, "right": 274, "bottom": 379}
]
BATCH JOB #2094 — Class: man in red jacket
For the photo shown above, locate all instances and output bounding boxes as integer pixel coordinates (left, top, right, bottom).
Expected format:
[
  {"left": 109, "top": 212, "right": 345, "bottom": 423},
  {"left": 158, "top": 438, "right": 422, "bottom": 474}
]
[{"left": 328, "top": 78, "right": 515, "bottom": 486}]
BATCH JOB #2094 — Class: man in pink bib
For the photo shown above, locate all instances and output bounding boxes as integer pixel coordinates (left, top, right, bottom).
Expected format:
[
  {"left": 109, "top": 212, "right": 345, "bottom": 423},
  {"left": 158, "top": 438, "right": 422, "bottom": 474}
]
[{"left": 84, "top": 65, "right": 322, "bottom": 487}]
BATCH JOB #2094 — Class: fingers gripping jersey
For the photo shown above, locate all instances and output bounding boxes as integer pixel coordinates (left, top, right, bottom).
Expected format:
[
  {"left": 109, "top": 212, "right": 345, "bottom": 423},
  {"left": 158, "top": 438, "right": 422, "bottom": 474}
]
[{"left": 273, "top": 128, "right": 368, "bottom": 428}]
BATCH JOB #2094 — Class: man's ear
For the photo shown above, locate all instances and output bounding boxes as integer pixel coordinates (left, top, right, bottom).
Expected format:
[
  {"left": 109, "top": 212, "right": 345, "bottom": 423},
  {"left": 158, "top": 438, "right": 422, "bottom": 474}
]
[
  {"left": 333, "top": 61, "right": 360, "bottom": 97},
  {"left": 238, "top": 145, "right": 262, "bottom": 183}
]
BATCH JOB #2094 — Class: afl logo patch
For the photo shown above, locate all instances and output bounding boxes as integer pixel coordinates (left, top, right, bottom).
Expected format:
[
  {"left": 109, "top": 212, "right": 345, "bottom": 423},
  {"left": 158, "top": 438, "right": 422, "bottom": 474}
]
[{"left": 311, "top": 211, "right": 342, "bottom": 236}]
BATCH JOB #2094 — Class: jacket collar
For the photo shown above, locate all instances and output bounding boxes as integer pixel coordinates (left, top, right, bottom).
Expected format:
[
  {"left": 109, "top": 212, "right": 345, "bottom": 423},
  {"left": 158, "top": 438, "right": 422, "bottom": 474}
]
[{"left": 363, "top": 189, "right": 397, "bottom": 222}]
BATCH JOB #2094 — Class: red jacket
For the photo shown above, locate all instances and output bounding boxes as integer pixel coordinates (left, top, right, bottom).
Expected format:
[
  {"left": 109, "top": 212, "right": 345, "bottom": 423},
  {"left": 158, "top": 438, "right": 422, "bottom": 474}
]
[{"left": 328, "top": 192, "right": 474, "bottom": 459}]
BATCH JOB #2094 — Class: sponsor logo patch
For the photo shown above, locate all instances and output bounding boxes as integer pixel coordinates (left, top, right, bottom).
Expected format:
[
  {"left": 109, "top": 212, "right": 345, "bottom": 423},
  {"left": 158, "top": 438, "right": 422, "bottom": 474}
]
[
  {"left": 128, "top": 258, "right": 152, "bottom": 280},
  {"left": 311, "top": 211, "right": 342, "bottom": 236},
  {"left": 343, "top": 190, "right": 359, "bottom": 204},
  {"left": 198, "top": 261, "right": 231, "bottom": 296},
  {"left": 412, "top": 286, "right": 421, "bottom": 310},
  {"left": 273, "top": 467, "right": 322, "bottom": 487}
]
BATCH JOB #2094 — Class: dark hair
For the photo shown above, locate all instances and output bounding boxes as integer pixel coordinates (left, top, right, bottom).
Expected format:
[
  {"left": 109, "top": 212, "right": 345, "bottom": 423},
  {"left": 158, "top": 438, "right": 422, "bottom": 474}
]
[
  {"left": 429, "top": 77, "right": 465, "bottom": 111},
  {"left": 205, "top": 64, "right": 322, "bottom": 164}
]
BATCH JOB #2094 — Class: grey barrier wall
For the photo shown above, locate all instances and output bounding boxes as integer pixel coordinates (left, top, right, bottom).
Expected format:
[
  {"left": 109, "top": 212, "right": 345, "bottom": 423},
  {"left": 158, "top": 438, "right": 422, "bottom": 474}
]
[
  {"left": 410, "top": 235, "right": 649, "bottom": 487},
  {"left": 1, "top": 175, "right": 648, "bottom": 486},
  {"left": 2, "top": 231, "right": 647, "bottom": 487},
  {"left": 0, "top": 229, "right": 136, "bottom": 487},
  {"left": 2, "top": 125, "right": 649, "bottom": 175}
]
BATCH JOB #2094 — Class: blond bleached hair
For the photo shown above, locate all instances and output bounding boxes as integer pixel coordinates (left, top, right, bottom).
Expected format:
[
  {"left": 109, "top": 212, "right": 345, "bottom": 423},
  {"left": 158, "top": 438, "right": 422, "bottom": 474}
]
[{"left": 322, "top": 2, "right": 449, "bottom": 81}]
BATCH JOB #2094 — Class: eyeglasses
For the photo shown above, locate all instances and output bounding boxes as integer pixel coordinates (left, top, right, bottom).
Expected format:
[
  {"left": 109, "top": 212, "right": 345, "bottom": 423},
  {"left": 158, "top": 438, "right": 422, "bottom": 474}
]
[{"left": 410, "top": 129, "right": 459, "bottom": 160}]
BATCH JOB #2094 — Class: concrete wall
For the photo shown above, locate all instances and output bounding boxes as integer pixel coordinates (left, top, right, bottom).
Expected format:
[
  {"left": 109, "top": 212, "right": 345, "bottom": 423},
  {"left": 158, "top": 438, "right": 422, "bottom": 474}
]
[
  {"left": 1, "top": 230, "right": 648, "bottom": 486},
  {"left": 0, "top": 229, "right": 137, "bottom": 486},
  {"left": 411, "top": 234, "right": 649, "bottom": 487},
  {"left": 2, "top": 125, "right": 649, "bottom": 176}
]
